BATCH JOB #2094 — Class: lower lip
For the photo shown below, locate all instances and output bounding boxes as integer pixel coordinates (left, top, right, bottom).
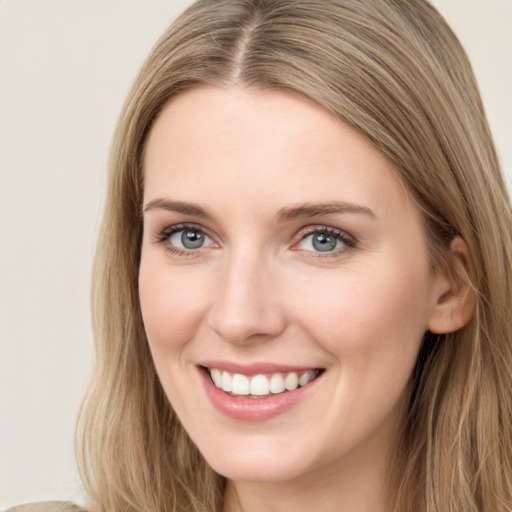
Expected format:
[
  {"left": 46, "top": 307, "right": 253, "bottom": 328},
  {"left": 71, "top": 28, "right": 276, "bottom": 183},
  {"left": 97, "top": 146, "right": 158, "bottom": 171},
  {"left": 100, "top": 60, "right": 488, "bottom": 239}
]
[{"left": 198, "top": 367, "right": 322, "bottom": 422}]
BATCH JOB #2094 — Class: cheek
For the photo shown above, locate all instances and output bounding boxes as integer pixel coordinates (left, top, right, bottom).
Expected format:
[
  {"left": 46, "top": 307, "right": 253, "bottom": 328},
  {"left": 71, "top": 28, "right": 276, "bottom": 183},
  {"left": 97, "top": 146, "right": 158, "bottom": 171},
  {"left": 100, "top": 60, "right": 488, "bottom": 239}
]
[
  {"left": 292, "top": 261, "right": 432, "bottom": 369},
  {"left": 291, "top": 264, "right": 432, "bottom": 444},
  {"left": 138, "top": 260, "right": 210, "bottom": 353}
]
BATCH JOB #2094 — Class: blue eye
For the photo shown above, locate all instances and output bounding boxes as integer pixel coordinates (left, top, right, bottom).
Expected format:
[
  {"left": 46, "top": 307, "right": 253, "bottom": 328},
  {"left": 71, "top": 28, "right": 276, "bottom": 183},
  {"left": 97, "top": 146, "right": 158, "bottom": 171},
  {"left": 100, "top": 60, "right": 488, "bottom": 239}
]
[
  {"left": 297, "top": 229, "right": 354, "bottom": 253},
  {"left": 168, "top": 228, "right": 215, "bottom": 250}
]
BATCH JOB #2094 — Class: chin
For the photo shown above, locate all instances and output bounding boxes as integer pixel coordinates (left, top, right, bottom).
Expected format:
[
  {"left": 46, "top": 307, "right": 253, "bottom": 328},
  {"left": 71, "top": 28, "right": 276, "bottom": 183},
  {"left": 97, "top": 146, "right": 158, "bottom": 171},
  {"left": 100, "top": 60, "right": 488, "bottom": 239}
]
[
  {"left": 193, "top": 431, "right": 322, "bottom": 484},
  {"left": 209, "top": 454, "right": 310, "bottom": 483}
]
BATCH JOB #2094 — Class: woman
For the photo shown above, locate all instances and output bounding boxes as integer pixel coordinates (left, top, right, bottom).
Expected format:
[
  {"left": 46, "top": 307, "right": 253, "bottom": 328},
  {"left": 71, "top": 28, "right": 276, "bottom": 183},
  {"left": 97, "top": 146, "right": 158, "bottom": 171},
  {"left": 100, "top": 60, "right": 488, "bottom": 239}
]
[{"left": 12, "top": 0, "right": 512, "bottom": 511}]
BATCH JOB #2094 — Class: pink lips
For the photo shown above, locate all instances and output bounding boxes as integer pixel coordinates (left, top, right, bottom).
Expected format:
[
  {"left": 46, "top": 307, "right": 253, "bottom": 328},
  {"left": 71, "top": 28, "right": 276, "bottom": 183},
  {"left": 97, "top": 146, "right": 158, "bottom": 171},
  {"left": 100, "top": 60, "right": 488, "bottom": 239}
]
[{"left": 198, "top": 361, "right": 323, "bottom": 422}]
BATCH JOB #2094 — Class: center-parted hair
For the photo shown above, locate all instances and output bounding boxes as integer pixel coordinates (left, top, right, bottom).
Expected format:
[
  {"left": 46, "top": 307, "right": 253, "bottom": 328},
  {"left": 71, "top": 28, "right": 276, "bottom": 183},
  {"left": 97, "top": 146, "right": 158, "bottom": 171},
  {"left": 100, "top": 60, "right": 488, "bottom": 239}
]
[{"left": 76, "top": 1, "right": 512, "bottom": 511}]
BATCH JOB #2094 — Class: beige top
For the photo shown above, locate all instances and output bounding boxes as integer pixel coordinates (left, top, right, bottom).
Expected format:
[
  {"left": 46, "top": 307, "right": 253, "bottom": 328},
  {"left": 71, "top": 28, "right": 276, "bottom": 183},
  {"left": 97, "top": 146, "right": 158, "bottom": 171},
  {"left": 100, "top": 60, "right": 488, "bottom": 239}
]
[{"left": 5, "top": 502, "right": 86, "bottom": 512}]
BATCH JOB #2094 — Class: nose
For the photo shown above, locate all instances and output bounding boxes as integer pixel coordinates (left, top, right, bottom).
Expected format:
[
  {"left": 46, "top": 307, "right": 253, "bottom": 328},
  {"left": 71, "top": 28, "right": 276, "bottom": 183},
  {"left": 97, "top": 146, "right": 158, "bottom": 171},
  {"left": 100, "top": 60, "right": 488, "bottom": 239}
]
[{"left": 207, "top": 250, "right": 286, "bottom": 345}]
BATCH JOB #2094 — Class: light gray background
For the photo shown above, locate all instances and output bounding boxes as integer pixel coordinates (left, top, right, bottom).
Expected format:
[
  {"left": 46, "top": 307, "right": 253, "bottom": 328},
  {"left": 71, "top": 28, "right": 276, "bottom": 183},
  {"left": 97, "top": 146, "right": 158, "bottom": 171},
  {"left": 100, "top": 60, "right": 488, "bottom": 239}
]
[{"left": 1, "top": 0, "right": 511, "bottom": 508}]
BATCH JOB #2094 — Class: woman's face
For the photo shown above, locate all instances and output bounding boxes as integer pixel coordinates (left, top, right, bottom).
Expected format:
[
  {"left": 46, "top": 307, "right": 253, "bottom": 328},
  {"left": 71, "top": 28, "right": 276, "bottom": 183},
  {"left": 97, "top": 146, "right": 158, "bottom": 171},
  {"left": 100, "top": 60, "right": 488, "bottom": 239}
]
[{"left": 139, "top": 87, "right": 448, "bottom": 485}]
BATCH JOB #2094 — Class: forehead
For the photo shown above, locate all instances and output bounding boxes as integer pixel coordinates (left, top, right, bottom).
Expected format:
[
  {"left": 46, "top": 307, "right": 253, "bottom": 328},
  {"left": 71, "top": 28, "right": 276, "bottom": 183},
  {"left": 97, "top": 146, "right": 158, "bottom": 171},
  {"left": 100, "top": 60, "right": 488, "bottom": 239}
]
[{"left": 143, "top": 86, "right": 411, "bottom": 219}]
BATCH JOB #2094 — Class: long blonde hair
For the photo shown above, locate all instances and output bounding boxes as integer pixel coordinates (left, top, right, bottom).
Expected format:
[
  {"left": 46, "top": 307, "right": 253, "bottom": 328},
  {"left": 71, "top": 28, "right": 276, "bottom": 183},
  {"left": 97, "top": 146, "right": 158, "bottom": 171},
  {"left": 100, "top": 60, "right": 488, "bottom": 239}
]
[{"left": 76, "top": 1, "right": 512, "bottom": 510}]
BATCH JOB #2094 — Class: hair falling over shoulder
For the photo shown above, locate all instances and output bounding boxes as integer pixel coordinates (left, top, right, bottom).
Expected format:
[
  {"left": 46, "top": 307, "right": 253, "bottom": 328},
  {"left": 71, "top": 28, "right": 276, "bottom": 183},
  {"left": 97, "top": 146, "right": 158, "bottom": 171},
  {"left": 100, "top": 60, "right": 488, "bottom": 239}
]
[{"left": 76, "top": 1, "right": 512, "bottom": 511}]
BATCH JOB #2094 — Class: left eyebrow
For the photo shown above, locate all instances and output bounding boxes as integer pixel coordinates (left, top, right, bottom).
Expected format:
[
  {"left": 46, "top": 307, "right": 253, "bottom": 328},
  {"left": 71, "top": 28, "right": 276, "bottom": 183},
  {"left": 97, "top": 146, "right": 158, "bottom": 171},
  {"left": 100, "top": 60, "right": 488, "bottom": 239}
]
[{"left": 274, "top": 201, "right": 375, "bottom": 223}]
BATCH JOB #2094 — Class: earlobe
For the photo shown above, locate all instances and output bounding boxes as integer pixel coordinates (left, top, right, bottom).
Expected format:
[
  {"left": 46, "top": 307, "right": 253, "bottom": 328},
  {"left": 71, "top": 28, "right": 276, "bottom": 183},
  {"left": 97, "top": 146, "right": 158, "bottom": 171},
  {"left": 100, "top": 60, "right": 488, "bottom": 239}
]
[{"left": 427, "top": 236, "right": 476, "bottom": 334}]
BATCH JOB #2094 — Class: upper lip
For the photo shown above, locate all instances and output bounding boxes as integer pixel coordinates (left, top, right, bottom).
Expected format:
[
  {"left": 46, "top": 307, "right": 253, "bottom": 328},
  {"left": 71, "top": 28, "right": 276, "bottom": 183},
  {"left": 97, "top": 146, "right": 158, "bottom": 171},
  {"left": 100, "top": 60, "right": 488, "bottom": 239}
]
[{"left": 198, "top": 360, "right": 323, "bottom": 376}]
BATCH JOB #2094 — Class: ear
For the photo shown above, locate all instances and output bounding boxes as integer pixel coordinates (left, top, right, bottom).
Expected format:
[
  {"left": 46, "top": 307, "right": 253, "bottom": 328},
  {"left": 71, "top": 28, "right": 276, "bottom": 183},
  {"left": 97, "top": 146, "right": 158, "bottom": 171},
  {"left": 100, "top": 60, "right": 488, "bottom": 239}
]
[{"left": 427, "top": 236, "right": 476, "bottom": 334}]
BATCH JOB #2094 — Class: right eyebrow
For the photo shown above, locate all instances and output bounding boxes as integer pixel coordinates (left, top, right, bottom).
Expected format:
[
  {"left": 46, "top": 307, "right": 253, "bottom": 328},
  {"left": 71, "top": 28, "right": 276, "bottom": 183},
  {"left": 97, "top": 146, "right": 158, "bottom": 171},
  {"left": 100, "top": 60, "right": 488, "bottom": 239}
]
[{"left": 142, "top": 198, "right": 213, "bottom": 219}]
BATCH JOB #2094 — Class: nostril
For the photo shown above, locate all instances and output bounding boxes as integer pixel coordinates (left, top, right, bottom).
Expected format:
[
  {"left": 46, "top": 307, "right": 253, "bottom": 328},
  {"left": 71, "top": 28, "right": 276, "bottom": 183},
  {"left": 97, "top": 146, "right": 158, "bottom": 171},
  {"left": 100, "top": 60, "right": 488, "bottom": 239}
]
[{"left": 208, "top": 312, "right": 286, "bottom": 345}]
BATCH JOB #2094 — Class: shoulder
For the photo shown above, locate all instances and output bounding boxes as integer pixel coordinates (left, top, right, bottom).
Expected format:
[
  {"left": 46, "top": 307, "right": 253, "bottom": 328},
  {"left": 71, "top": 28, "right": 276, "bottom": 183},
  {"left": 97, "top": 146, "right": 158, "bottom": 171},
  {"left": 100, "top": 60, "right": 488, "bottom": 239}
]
[{"left": 4, "top": 502, "right": 87, "bottom": 512}]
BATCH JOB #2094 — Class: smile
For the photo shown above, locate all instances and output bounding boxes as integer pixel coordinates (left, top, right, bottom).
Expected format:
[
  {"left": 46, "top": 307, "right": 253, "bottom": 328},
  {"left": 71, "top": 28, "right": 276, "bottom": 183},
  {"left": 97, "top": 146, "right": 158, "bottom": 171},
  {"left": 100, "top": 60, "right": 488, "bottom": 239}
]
[
  {"left": 198, "top": 363, "right": 326, "bottom": 421},
  {"left": 207, "top": 367, "right": 322, "bottom": 398}
]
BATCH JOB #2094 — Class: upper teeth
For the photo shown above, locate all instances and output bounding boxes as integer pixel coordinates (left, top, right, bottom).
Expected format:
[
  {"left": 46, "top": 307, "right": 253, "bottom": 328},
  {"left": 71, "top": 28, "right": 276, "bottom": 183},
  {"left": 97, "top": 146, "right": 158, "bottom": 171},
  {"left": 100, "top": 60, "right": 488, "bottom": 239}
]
[{"left": 208, "top": 368, "right": 318, "bottom": 397}]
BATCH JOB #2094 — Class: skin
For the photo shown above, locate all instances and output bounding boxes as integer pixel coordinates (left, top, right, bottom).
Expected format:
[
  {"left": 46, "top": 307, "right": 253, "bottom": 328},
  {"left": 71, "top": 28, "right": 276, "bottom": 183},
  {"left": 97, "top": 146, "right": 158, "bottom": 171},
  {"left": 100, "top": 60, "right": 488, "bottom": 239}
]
[{"left": 139, "top": 86, "right": 465, "bottom": 512}]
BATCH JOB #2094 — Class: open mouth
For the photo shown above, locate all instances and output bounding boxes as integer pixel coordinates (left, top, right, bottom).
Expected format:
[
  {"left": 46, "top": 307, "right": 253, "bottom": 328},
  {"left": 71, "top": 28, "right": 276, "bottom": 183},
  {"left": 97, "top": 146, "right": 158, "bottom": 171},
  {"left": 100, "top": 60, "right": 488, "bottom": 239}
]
[{"left": 203, "top": 366, "right": 325, "bottom": 399}]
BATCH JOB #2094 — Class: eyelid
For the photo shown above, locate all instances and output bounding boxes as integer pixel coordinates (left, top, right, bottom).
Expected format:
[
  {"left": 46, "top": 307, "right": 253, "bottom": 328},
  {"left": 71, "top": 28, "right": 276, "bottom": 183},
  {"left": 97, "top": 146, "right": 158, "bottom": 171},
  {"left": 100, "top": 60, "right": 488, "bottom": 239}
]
[
  {"left": 153, "top": 222, "right": 219, "bottom": 252},
  {"left": 292, "top": 225, "right": 357, "bottom": 255},
  {"left": 151, "top": 222, "right": 356, "bottom": 257}
]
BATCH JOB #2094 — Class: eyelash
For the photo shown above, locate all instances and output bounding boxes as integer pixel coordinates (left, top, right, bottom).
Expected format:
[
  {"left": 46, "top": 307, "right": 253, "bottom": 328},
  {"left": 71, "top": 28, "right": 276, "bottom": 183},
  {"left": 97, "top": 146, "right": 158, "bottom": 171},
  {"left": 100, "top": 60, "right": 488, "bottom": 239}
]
[
  {"left": 294, "top": 225, "right": 357, "bottom": 257},
  {"left": 153, "top": 223, "right": 357, "bottom": 258},
  {"left": 154, "top": 223, "right": 215, "bottom": 257}
]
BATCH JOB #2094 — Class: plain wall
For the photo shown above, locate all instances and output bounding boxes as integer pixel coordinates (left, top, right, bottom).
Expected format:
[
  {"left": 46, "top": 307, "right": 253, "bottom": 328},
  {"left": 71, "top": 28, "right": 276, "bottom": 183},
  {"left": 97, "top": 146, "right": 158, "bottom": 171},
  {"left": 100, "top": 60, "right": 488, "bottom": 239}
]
[{"left": 1, "top": 0, "right": 511, "bottom": 508}]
